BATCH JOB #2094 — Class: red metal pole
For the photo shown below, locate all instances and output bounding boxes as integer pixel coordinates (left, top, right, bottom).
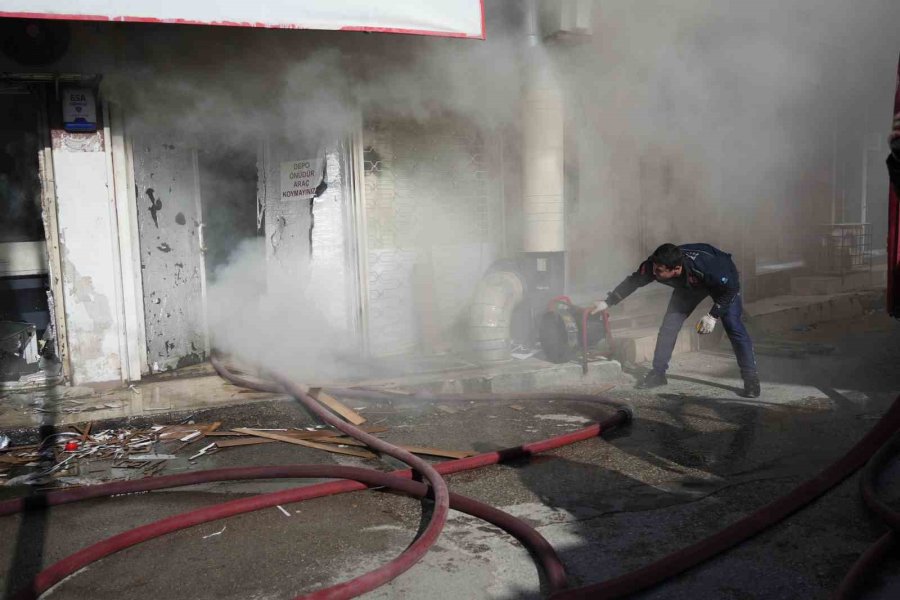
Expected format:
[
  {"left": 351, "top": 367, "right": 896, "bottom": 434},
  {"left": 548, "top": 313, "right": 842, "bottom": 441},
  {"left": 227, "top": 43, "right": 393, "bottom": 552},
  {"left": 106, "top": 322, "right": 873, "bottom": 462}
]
[{"left": 888, "top": 53, "right": 900, "bottom": 318}]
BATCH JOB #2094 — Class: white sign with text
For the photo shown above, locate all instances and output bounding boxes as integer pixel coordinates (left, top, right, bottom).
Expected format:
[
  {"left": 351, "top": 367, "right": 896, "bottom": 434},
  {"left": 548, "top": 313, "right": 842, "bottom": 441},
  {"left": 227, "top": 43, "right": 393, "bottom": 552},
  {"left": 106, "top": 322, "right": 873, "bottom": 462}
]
[{"left": 280, "top": 159, "right": 324, "bottom": 201}]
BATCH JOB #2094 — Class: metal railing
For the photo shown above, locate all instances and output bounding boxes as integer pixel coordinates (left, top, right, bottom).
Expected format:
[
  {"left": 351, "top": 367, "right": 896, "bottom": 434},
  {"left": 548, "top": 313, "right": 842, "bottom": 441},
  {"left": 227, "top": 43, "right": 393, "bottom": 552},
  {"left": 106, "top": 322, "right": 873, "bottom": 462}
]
[{"left": 813, "top": 223, "right": 873, "bottom": 275}]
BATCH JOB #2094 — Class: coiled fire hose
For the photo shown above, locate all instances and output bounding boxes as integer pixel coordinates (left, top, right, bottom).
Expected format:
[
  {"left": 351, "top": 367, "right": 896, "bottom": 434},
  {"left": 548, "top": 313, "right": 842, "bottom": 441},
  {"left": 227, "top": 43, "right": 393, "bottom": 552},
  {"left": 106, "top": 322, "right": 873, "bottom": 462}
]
[
  {"left": 834, "top": 430, "right": 900, "bottom": 599},
  {"left": 3, "top": 353, "right": 899, "bottom": 599},
  {"left": 551, "top": 394, "right": 900, "bottom": 599},
  {"left": 0, "top": 356, "right": 632, "bottom": 599}
]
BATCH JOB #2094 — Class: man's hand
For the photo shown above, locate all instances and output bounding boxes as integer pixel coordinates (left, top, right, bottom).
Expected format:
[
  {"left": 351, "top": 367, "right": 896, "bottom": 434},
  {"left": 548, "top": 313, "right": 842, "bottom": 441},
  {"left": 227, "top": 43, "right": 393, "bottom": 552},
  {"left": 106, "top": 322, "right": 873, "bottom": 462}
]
[
  {"left": 890, "top": 112, "right": 900, "bottom": 158},
  {"left": 696, "top": 314, "right": 717, "bottom": 335},
  {"left": 590, "top": 300, "right": 609, "bottom": 315}
]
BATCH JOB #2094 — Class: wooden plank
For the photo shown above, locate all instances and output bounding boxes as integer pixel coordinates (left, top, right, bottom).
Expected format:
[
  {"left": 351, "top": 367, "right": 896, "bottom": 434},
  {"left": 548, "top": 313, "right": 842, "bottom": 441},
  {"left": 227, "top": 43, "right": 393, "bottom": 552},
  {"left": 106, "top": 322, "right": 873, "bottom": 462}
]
[
  {"left": 312, "top": 436, "right": 475, "bottom": 459},
  {"left": 215, "top": 438, "right": 276, "bottom": 448},
  {"left": 210, "top": 426, "right": 388, "bottom": 439},
  {"left": 214, "top": 427, "right": 388, "bottom": 447},
  {"left": 309, "top": 388, "right": 367, "bottom": 425},
  {"left": 232, "top": 428, "right": 376, "bottom": 459},
  {"left": 0, "top": 444, "right": 38, "bottom": 453}
]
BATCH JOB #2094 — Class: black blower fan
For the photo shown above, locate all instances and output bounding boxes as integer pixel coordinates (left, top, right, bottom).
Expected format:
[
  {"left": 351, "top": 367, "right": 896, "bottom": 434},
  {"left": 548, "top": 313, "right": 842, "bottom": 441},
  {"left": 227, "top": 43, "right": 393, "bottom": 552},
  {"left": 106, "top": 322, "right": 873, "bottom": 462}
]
[
  {"left": 1, "top": 19, "right": 71, "bottom": 66},
  {"left": 539, "top": 298, "right": 608, "bottom": 364}
]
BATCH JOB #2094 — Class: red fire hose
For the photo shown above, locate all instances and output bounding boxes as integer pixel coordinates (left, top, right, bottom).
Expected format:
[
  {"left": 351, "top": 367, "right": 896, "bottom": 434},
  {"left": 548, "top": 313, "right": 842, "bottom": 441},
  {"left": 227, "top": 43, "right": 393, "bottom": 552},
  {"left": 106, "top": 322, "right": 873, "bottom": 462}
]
[
  {"left": 6, "top": 350, "right": 900, "bottom": 599},
  {"left": 551, "top": 394, "right": 900, "bottom": 599},
  {"left": 271, "top": 370, "right": 450, "bottom": 599},
  {"left": 2, "top": 357, "right": 631, "bottom": 599},
  {"left": 6, "top": 466, "right": 566, "bottom": 600},
  {"left": 833, "top": 431, "right": 900, "bottom": 599}
]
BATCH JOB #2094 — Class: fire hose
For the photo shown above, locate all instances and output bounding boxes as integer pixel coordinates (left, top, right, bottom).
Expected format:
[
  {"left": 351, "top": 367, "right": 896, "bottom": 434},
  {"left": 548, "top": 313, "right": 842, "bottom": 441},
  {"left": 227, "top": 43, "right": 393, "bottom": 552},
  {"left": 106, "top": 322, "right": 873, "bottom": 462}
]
[
  {"left": 834, "top": 430, "right": 900, "bottom": 599},
  {"left": 1, "top": 355, "right": 632, "bottom": 599},
  {"left": 549, "top": 393, "right": 900, "bottom": 599},
  {"left": 3, "top": 355, "right": 900, "bottom": 598}
]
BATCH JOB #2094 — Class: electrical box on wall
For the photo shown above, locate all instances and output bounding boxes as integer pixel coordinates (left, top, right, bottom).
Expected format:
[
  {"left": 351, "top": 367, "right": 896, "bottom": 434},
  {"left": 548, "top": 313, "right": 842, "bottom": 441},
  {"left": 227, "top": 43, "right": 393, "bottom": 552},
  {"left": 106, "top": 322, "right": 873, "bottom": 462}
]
[{"left": 62, "top": 87, "right": 98, "bottom": 132}]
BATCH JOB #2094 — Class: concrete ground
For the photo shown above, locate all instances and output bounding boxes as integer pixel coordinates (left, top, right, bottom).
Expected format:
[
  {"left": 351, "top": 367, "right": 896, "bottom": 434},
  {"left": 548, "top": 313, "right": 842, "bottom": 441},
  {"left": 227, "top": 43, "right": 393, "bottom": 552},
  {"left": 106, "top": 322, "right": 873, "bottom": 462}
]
[{"left": 1, "top": 311, "right": 900, "bottom": 599}]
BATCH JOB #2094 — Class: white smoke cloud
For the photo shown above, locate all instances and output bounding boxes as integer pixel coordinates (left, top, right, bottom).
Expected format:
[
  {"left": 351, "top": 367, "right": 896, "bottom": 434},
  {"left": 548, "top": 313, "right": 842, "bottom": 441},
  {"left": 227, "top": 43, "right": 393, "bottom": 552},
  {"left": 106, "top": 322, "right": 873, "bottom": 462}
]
[{"left": 24, "top": 1, "right": 897, "bottom": 374}]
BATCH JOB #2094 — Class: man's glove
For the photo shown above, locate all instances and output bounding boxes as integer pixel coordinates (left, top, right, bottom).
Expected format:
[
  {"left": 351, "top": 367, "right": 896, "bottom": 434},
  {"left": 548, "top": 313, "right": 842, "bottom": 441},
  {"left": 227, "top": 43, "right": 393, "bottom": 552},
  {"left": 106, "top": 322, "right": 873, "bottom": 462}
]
[
  {"left": 890, "top": 112, "right": 900, "bottom": 158},
  {"left": 696, "top": 314, "right": 717, "bottom": 335},
  {"left": 590, "top": 300, "right": 609, "bottom": 315}
]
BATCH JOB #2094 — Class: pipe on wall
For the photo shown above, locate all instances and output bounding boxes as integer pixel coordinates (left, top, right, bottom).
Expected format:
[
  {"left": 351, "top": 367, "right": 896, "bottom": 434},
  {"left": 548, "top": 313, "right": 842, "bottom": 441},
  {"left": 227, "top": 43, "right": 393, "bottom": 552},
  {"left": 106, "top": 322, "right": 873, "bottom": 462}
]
[{"left": 521, "top": 1, "right": 565, "bottom": 253}]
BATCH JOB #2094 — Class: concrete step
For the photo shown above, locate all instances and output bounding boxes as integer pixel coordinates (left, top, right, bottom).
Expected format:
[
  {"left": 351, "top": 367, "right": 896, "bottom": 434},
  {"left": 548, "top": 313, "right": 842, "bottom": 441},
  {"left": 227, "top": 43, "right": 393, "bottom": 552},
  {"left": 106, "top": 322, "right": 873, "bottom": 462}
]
[
  {"left": 744, "top": 289, "right": 883, "bottom": 334},
  {"left": 608, "top": 313, "right": 661, "bottom": 331},
  {"left": 323, "top": 355, "right": 623, "bottom": 395},
  {"left": 790, "top": 265, "right": 886, "bottom": 296},
  {"left": 611, "top": 326, "right": 701, "bottom": 364}
]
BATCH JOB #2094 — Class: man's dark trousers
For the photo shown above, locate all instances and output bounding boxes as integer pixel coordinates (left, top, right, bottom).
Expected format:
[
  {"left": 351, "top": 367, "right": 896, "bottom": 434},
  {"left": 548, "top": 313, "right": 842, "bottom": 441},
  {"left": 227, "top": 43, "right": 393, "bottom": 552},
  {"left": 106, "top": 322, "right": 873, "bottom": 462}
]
[{"left": 652, "top": 289, "right": 757, "bottom": 378}]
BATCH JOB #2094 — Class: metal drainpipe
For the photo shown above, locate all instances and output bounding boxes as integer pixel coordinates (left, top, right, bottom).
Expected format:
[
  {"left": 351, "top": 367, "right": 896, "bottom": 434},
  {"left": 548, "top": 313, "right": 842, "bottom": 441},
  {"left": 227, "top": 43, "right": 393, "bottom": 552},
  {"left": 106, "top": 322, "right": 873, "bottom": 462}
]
[
  {"left": 522, "top": 0, "right": 566, "bottom": 254},
  {"left": 468, "top": 1, "right": 566, "bottom": 363}
]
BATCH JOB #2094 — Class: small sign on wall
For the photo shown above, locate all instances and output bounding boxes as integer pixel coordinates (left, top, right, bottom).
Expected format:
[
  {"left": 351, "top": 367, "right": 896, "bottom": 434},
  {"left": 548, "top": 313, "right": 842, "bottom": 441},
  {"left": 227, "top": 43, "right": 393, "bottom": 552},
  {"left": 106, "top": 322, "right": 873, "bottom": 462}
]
[
  {"left": 280, "top": 159, "right": 324, "bottom": 201},
  {"left": 62, "top": 88, "right": 98, "bottom": 132}
]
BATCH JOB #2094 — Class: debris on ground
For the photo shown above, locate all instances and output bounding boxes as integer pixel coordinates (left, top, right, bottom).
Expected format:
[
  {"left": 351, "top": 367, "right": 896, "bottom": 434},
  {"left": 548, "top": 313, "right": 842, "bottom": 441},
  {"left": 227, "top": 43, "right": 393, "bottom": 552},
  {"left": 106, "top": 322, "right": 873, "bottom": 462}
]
[
  {"left": 0, "top": 415, "right": 477, "bottom": 485},
  {"left": 0, "top": 421, "right": 222, "bottom": 486}
]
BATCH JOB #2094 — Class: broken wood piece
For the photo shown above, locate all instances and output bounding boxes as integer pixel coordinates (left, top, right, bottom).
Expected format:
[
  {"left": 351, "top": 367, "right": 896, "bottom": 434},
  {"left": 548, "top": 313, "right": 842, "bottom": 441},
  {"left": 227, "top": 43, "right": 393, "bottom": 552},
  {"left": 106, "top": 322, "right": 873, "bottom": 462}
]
[
  {"left": 0, "top": 444, "right": 38, "bottom": 453},
  {"left": 189, "top": 443, "right": 217, "bottom": 460},
  {"left": 232, "top": 428, "right": 376, "bottom": 459},
  {"left": 0, "top": 455, "right": 33, "bottom": 465},
  {"left": 214, "top": 438, "right": 276, "bottom": 448},
  {"left": 128, "top": 454, "right": 177, "bottom": 461},
  {"left": 309, "top": 388, "right": 367, "bottom": 425},
  {"left": 212, "top": 427, "right": 389, "bottom": 448},
  {"left": 213, "top": 426, "right": 389, "bottom": 448},
  {"left": 312, "top": 436, "right": 475, "bottom": 459},
  {"left": 233, "top": 426, "right": 386, "bottom": 439},
  {"left": 180, "top": 431, "right": 202, "bottom": 443}
]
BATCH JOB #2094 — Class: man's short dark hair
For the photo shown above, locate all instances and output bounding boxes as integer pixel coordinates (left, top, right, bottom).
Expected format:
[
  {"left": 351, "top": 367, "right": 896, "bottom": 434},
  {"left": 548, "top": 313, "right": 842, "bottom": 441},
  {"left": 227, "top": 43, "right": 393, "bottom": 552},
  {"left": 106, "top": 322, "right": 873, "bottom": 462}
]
[{"left": 651, "top": 243, "right": 683, "bottom": 268}]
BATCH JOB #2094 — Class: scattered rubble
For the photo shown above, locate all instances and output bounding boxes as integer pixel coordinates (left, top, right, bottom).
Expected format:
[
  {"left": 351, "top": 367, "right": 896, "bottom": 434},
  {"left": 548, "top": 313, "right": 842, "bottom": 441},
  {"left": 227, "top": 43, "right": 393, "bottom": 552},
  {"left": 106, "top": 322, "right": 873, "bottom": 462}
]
[{"left": 0, "top": 393, "right": 477, "bottom": 486}]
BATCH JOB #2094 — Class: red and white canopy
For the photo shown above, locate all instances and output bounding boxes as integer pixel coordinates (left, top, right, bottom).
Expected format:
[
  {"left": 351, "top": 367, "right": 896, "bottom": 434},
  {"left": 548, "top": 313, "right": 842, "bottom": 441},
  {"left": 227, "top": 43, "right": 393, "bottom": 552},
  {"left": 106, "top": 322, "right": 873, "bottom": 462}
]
[{"left": 0, "top": 0, "right": 485, "bottom": 39}]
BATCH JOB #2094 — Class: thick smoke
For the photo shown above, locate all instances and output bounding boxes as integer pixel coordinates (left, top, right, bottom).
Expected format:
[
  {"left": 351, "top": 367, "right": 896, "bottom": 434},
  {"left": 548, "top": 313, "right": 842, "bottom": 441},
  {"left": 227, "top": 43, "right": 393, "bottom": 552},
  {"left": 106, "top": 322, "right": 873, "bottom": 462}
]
[
  {"left": 557, "top": 0, "right": 899, "bottom": 292},
  {"left": 39, "top": 1, "right": 899, "bottom": 376}
]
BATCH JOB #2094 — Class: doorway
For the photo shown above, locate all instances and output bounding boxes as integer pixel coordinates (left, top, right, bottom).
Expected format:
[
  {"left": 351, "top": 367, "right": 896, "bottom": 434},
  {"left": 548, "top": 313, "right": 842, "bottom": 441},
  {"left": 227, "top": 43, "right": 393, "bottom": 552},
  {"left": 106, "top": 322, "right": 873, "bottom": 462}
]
[{"left": 0, "top": 83, "right": 62, "bottom": 386}]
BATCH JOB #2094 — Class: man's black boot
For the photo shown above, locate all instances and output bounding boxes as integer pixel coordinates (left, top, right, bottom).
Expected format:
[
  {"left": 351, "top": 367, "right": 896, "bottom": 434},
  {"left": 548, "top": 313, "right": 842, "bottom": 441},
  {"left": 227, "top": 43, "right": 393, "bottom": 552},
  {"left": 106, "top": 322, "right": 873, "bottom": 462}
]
[
  {"left": 636, "top": 370, "right": 667, "bottom": 389},
  {"left": 740, "top": 375, "right": 761, "bottom": 398}
]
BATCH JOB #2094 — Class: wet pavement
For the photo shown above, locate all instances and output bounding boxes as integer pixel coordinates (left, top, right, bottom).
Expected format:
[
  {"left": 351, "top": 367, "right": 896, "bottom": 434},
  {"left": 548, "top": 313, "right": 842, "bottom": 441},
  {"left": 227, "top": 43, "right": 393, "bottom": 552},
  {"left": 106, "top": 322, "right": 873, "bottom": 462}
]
[{"left": 1, "top": 313, "right": 899, "bottom": 599}]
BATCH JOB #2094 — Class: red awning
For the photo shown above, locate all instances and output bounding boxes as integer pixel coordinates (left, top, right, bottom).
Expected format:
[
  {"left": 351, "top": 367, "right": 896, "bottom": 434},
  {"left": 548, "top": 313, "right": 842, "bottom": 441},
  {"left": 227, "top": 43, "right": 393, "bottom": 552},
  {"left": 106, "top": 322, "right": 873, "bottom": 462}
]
[{"left": 0, "top": 0, "right": 485, "bottom": 39}]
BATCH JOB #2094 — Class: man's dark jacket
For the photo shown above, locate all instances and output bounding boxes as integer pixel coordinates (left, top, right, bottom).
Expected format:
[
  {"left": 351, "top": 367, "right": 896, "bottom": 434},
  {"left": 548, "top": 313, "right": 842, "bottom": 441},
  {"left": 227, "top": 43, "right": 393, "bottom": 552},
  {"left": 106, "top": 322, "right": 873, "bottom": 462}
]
[{"left": 606, "top": 243, "right": 740, "bottom": 319}]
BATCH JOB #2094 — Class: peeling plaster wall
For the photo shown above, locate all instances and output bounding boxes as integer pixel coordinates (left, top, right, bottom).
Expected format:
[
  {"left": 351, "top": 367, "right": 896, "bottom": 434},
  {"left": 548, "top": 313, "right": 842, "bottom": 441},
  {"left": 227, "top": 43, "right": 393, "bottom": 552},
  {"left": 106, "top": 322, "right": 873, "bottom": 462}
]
[
  {"left": 51, "top": 129, "right": 123, "bottom": 384},
  {"left": 132, "top": 139, "right": 208, "bottom": 372},
  {"left": 309, "top": 149, "right": 352, "bottom": 333},
  {"left": 262, "top": 140, "right": 354, "bottom": 334}
]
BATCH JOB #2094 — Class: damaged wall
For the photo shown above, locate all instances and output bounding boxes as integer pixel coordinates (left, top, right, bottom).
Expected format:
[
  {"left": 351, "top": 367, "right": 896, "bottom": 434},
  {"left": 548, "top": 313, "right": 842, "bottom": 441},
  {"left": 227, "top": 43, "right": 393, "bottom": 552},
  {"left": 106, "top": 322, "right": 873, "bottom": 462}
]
[
  {"left": 51, "top": 128, "right": 123, "bottom": 383},
  {"left": 132, "top": 138, "right": 208, "bottom": 372}
]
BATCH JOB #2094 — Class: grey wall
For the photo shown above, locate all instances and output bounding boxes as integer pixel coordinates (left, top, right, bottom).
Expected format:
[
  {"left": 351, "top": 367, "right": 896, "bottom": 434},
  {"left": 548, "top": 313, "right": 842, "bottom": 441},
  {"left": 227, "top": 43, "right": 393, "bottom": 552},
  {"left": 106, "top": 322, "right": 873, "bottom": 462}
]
[{"left": 132, "top": 138, "right": 208, "bottom": 371}]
